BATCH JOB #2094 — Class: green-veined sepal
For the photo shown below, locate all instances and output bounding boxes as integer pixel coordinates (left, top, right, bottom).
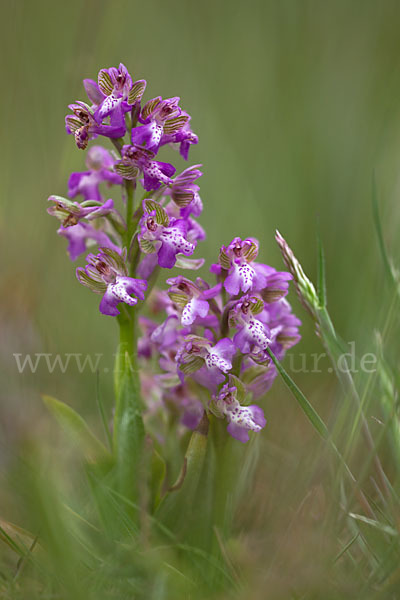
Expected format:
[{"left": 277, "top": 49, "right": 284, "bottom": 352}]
[
  {"left": 144, "top": 200, "right": 169, "bottom": 226},
  {"left": 219, "top": 249, "right": 231, "bottom": 270},
  {"left": 179, "top": 356, "right": 204, "bottom": 375},
  {"left": 175, "top": 256, "right": 205, "bottom": 270},
  {"left": 98, "top": 70, "right": 114, "bottom": 96},
  {"left": 128, "top": 80, "right": 146, "bottom": 105},
  {"left": 168, "top": 292, "right": 189, "bottom": 308},
  {"left": 113, "top": 163, "right": 139, "bottom": 180},
  {"left": 163, "top": 115, "right": 189, "bottom": 135},
  {"left": 76, "top": 269, "right": 108, "bottom": 294},
  {"left": 141, "top": 97, "right": 161, "bottom": 120}
]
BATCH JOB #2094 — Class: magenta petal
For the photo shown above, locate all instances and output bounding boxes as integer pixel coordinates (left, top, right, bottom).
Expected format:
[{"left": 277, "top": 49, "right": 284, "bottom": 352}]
[
  {"left": 83, "top": 79, "right": 105, "bottom": 106},
  {"left": 224, "top": 270, "right": 241, "bottom": 295},
  {"left": 99, "top": 289, "right": 121, "bottom": 317},
  {"left": 250, "top": 404, "right": 267, "bottom": 428},
  {"left": 157, "top": 242, "right": 177, "bottom": 268},
  {"left": 226, "top": 422, "right": 250, "bottom": 443}
]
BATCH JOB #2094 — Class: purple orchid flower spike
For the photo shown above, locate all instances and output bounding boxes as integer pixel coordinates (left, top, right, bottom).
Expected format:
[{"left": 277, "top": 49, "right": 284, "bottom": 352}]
[
  {"left": 138, "top": 199, "right": 196, "bottom": 269},
  {"left": 230, "top": 295, "right": 271, "bottom": 354},
  {"left": 132, "top": 96, "right": 189, "bottom": 153},
  {"left": 176, "top": 335, "right": 236, "bottom": 387},
  {"left": 58, "top": 222, "right": 120, "bottom": 261},
  {"left": 211, "top": 383, "right": 266, "bottom": 443},
  {"left": 76, "top": 247, "right": 147, "bottom": 316},
  {"left": 68, "top": 146, "right": 122, "bottom": 201},
  {"left": 114, "top": 145, "right": 175, "bottom": 191},
  {"left": 167, "top": 276, "right": 221, "bottom": 326},
  {"left": 65, "top": 102, "right": 127, "bottom": 149},
  {"left": 48, "top": 195, "right": 115, "bottom": 227}
]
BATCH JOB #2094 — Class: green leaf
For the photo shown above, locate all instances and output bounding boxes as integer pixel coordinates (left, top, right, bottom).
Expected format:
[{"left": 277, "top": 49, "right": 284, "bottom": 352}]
[
  {"left": 348, "top": 513, "right": 398, "bottom": 537},
  {"left": 316, "top": 228, "right": 327, "bottom": 308},
  {"left": 333, "top": 533, "right": 359, "bottom": 564},
  {"left": 265, "top": 349, "right": 329, "bottom": 440},
  {"left": 42, "top": 395, "right": 109, "bottom": 461},
  {"left": 150, "top": 449, "right": 167, "bottom": 510},
  {"left": 96, "top": 372, "right": 112, "bottom": 452},
  {"left": 113, "top": 361, "right": 145, "bottom": 508},
  {"left": 0, "top": 521, "right": 31, "bottom": 557},
  {"left": 98, "top": 69, "right": 113, "bottom": 96},
  {"left": 156, "top": 416, "right": 209, "bottom": 530},
  {"left": 372, "top": 175, "right": 396, "bottom": 287},
  {"left": 145, "top": 199, "right": 169, "bottom": 226}
]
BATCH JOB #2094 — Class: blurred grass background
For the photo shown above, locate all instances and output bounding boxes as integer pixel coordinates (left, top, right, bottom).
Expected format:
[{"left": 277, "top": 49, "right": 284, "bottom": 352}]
[{"left": 2, "top": 0, "right": 400, "bottom": 597}]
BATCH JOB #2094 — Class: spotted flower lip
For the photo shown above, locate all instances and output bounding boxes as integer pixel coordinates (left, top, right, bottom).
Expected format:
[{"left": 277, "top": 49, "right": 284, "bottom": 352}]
[
  {"left": 176, "top": 335, "right": 236, "bottom": 387},
  {"left": 218, "top": 237, "right": 261, "bottom": 295},
  {"left": 131, "top": 96, "right": 187, "bottom": 152},
  {"left": 211, "top": 384, "right": 266, "bottom": 443},
  {"left": 76, "top": 247, "right": 147, "bottom": 316},
  {"left": 166, "top": 276, "right": 221, "bottom": 326},
  {"left": 138, "top": 201, "right": 196, "bottom": 269},
  {"left": 115, "top": 144, "right": 176, "bottom": 191},
  {"left": 230, "top": 295, "right": 271, "bottom": 354}
]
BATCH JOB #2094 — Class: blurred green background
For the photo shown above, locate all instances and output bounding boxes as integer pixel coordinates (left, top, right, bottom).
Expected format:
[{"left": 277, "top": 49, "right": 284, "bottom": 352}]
[{"left": 2, "top": 0, "right": 400, "bottom": 596}]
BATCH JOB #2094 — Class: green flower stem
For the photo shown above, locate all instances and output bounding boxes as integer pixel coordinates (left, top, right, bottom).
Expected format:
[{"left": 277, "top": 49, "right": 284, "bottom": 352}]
[
  {"left": 125, "top": 180, "right": 136, "bottom": 253},
  {"left": 113, "top": 307, "right": 145, "bottom": 514},
  {"left": 211, "top": 417, "right": 239, "bottom": 535}
]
